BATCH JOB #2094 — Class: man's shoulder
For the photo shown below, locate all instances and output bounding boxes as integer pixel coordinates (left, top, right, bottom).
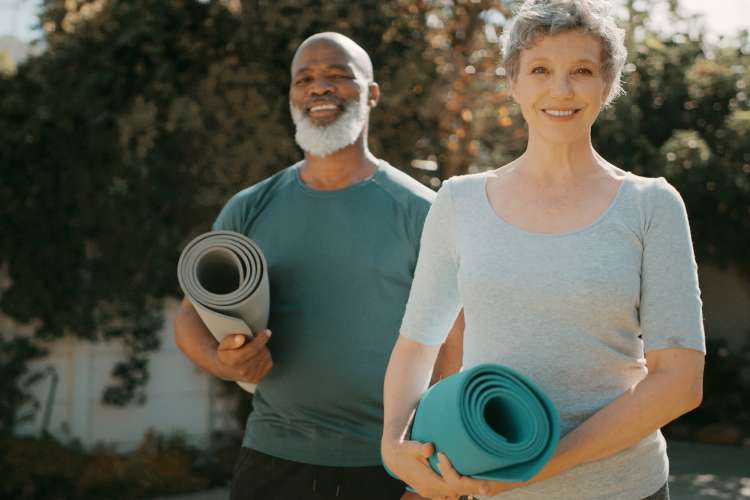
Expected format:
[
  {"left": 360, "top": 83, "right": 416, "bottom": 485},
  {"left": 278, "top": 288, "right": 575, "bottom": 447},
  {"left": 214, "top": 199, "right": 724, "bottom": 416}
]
[
  {"left": 373, "top": 160, "right": 436, "bottom": 210},
  {"left": 228, "top": 163, "right": 299, "bottom": 205},
  {"left": 213, "top": 163, "right": 299, "bottom": 231}
]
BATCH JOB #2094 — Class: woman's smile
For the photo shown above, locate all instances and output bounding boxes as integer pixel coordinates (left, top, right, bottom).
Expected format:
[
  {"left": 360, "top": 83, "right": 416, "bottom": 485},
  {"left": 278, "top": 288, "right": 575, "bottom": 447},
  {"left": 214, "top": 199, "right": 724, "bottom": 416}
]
[{"left": 540, "top": 108, "right": 583, "bottom": 120}]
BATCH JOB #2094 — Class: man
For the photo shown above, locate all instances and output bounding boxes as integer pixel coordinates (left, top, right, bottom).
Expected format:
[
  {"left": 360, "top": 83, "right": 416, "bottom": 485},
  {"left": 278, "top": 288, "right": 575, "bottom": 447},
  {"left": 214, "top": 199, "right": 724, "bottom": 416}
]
[{"left": 173, "top": 32, "right": 462, "bottom": 500}]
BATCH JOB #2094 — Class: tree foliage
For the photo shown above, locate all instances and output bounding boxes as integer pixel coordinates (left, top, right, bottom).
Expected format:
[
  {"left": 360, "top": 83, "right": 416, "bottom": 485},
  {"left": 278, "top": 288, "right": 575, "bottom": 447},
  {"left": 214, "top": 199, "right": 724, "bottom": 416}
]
[
  {"left": 0, "top": 0, "right": 748, "bottom": 427},
  {"left": 593, "top": 10, "right": 750, "bottom": 276}
]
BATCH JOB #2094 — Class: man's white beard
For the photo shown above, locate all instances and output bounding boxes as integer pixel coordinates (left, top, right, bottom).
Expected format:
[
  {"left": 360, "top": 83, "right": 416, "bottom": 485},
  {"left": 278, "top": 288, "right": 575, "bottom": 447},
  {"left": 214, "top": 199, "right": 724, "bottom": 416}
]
[{"left": 290, "top": 97, "right": 368, "bottom": 158}]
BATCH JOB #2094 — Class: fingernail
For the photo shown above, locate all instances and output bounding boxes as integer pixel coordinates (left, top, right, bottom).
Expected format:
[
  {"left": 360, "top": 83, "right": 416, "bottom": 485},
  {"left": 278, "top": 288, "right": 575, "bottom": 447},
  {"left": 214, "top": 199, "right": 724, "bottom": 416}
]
[
  {"left": 235, "top": 335, "right": 244, "bottom": 346},
  {"left": 266, "top": 330, "right": 272, "bottom": 337}
]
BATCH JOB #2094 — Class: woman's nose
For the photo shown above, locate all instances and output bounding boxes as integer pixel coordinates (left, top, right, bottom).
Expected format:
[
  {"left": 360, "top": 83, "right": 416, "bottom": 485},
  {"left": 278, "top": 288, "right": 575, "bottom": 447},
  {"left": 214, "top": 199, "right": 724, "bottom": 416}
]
[{"left": 549, "top": 75, "right": 574, "bottom": 98}]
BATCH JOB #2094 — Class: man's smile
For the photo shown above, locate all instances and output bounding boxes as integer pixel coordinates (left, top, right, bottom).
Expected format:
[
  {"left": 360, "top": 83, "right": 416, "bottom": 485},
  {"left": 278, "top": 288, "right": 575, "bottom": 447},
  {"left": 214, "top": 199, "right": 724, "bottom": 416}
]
[{"left": 306, "top": 100, "right": 343, "bottom": 118}]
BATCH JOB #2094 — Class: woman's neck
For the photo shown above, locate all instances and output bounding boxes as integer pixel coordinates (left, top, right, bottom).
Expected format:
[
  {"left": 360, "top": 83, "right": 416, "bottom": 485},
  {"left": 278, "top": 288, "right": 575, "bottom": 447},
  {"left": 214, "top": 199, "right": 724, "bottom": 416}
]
[{"left": 516, "top": 131, "right": 605, "bottom": 187}]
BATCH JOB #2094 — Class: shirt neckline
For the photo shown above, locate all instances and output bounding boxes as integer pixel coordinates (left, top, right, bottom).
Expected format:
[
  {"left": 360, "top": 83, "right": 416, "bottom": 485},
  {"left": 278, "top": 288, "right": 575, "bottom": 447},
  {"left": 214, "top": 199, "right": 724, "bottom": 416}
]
[
  {"left": 479, "top": 170, "right": 631, "bottom": 238},
  {"left": 292, "top": 160, "right": 384, "bottom": 197}
]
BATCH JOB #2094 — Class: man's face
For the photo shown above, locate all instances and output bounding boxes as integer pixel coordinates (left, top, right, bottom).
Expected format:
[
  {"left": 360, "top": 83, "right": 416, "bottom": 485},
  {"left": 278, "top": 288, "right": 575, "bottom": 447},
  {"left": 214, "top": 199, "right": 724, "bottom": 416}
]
[
  {"left": 289, "top": 39, "right": 369, "bottom": 126},
  {"left": 289, "top": 39, "right": 377, "bottom": 157}
]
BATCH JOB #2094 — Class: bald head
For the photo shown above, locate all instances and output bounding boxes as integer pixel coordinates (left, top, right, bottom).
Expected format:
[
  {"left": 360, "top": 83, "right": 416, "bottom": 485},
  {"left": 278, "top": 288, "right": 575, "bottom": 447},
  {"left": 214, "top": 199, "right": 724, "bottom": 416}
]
[{"left": 292, "top": 32, "right": 374, "bottom": 82}]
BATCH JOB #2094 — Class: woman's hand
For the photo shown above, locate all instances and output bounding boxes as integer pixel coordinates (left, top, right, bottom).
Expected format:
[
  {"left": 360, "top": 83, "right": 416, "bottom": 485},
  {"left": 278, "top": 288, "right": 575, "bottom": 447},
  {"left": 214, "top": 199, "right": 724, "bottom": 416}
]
[
  {"left": 382, "top": 439, "right": 463, "bottom": 499},
  {"left": 436, "top": 452, "right": 519, "bottom": 498}
]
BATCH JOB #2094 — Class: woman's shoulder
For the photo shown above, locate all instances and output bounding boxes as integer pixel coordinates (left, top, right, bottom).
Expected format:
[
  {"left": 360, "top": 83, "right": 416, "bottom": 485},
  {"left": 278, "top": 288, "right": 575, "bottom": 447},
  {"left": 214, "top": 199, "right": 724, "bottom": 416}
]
[
  {"left": 442, "top": 171, "right": 489, "bottom": 188},
  {"left": 436, "top": 171, "right": 489, "bottom": 201},
  {"left": 616, "top": 172, "right": 690, "bottom": 233},
  {"left": 623, "top": 171, "right": 684, "bottom": 206}
]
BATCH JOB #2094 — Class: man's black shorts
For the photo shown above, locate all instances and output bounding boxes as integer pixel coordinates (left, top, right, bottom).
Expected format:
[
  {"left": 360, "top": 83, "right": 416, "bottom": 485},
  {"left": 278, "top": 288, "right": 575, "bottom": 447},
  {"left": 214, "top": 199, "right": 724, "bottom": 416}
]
[{"left": 230, "top": 447, "right": 406, "bottom": 500}]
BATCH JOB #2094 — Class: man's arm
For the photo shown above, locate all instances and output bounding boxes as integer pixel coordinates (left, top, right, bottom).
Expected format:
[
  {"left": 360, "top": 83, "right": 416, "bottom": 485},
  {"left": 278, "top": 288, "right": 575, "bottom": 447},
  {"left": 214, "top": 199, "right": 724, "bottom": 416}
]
[
  {"left": 173, "top": 297, "right": 273, "bottom": 383},
  {"left": 430, "top": 309, "right": 464, "bottom": 385}
]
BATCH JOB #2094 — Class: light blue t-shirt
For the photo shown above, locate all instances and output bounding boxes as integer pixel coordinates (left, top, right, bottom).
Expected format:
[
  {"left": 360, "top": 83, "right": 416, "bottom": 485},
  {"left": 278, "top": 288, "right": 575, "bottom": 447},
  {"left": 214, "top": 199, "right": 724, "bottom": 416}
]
[
  {"left": 400, "top": 172, "right": 705, "bottom": 499},
  {"left": 213, "top": 160, "right": 434, "bottom": 466}
]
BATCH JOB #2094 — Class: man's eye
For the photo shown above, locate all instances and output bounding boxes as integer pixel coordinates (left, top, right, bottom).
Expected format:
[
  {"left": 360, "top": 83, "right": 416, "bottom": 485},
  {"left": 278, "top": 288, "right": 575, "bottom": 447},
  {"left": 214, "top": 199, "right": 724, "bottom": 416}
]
[
  {"left": 575, "top": 67, "right": 593, "bottom": 75},
  {"left": 295, "top": 77, "right": 311, "bottom": 85}
]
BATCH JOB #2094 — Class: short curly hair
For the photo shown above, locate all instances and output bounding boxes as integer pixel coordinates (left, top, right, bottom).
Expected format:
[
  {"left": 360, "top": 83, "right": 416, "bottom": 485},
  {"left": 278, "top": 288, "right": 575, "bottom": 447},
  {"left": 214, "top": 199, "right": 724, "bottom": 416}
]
[{"left": 501, "top": 0, "right": 628, "bottom": 106}]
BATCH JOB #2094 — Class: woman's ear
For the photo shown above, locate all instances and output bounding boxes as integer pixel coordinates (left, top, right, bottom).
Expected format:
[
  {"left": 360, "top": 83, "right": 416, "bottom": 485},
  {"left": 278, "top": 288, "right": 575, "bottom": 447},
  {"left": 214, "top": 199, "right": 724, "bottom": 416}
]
[{"left": 507, "top": 77, "right": 517, "bottom": 103}]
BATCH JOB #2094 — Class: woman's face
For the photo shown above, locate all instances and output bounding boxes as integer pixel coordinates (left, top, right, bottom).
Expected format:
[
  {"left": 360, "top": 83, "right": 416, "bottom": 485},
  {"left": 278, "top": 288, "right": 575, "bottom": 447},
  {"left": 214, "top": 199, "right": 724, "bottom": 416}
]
[{"left": 511, "top": 30, "right": 610, "bottom": 146}]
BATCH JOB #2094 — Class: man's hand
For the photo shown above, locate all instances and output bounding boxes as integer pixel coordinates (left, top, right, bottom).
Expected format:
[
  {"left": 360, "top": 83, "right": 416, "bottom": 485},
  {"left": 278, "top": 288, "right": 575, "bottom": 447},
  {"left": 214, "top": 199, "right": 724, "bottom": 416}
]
[{"left": 215, "top": 330, "right": 273, "bottom": 384}]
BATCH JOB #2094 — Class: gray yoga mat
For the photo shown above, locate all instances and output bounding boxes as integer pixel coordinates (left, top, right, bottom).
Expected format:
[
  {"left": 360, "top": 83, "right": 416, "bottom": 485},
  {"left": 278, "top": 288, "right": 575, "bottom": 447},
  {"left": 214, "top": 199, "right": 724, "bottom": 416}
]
[{"left": 177, "top": 230, "right": 270, "bottom": 393}]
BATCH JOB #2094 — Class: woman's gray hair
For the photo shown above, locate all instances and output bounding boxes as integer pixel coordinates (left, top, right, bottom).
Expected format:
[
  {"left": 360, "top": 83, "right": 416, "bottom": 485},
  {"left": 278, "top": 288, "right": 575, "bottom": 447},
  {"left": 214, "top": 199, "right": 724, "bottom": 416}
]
[{"left": 501, "top": 0, "right": 627, "bottom": 106}]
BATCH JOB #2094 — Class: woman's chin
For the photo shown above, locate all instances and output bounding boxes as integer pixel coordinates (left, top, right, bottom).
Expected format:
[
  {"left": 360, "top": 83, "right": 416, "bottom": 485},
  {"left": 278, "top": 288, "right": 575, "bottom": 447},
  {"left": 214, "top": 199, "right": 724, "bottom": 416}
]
[{"left": 532, "top": 129, "right": 591, "bottom": 147}]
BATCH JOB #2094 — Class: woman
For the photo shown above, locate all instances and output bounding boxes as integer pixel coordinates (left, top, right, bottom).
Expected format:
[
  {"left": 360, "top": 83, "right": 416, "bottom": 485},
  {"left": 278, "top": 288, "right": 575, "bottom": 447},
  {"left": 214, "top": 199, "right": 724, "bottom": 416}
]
[{"left": 381, "top": 1, "right": 705, "bottom": 499}]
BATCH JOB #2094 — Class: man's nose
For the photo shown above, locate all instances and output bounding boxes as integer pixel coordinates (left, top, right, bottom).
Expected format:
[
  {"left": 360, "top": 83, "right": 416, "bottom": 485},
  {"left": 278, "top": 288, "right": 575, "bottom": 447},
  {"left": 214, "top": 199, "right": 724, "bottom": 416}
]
[{"left": 309, "top": 77, "right": 335, "bottom": 96}]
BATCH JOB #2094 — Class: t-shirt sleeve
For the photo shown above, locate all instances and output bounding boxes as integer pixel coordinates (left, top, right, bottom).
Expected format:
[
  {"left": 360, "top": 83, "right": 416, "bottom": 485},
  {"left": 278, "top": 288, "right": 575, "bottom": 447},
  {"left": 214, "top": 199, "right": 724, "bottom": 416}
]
[
  {"left": 407, "top": 193, "right": 436, "bottom": 264},
  {"left": 639, "top": 179, "right": 706, "bottom": 354},
  {"left": 399, "top": 180, "right": 461, "bottom": 346},
  {"left": 212, "top": 193, "right": 245, "bottom": 232}
]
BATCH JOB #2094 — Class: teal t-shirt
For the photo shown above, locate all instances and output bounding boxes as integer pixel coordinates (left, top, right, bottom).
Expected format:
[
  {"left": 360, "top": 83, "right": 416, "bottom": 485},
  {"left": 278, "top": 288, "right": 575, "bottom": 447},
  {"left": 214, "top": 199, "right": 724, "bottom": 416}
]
[{"left": 212, "top": 160, "right": 435, "bottom": 466}]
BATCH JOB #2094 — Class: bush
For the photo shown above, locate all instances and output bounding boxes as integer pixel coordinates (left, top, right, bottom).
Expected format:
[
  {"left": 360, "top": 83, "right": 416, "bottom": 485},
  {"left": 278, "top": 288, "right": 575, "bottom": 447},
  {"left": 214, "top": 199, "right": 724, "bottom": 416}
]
[
  {"left": 663, "top": 334, "right": 750, "bottom": 445},
  {"left": 0, "top": 430, "right": 236, "bottom": 499}
]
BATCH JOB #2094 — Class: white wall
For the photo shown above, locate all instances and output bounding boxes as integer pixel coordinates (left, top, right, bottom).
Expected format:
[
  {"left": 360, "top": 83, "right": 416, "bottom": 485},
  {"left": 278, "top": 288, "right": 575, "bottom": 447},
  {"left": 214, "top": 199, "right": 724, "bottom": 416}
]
[
  {"left": 9, "top": 299, "right": 239, "bottom": 451},
  {"left": 6, "top": 264, "right": 749, "bottom": 449}
]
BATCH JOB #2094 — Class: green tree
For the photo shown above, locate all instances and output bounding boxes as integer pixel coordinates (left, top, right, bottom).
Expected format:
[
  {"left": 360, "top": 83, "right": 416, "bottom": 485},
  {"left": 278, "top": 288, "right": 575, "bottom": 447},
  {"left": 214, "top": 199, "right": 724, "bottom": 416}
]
[
  {"left": 0, "top": 0, "right": 452, "bottom": 416},
  {"left": 1, "top": 0, "right": 748, "bottom": 433},
  {"left": 1, "top": 0, "right": 248, "bottom": 409},
  {"left": 594, "top": 7, "right": 750, "bottom": 276}
]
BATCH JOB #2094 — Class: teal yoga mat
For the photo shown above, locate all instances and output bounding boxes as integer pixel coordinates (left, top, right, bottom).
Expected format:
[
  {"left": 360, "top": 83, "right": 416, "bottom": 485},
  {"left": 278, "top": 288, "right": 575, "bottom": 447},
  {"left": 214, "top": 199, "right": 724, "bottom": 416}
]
[{"left": 407, "top": 363, "right": 560, "bottom": 482}]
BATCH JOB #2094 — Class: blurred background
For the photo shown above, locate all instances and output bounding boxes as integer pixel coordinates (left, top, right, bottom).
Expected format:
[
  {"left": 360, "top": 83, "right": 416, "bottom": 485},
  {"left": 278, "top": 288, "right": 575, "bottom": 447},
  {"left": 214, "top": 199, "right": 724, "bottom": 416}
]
[{"left": 0, "top": 0, "right": 748, "bottom": 499}]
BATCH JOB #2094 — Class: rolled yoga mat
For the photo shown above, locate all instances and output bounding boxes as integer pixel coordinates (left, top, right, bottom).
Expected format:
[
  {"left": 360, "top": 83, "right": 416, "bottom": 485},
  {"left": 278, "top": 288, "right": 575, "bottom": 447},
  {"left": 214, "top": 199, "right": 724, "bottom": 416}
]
[
  {"left": 177, "top": 230, "right": 270, "bottom": 393},
  {"left": 406, "top": 363, "right": 560, "bottom": 482}
]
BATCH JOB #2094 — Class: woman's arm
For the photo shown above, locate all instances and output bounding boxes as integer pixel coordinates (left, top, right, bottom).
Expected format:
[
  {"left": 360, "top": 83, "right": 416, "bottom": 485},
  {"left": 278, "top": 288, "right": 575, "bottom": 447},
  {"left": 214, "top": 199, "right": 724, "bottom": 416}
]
[
  {"left": 394, "top": 311, "right": 466, "bottom": 500},
  {"left": 381, "top": 335, "right": 467, "bottom": 499},
  {"left": 382, "top": 181, "right": 475, "bottom": 498},
  {"left": 551, "top": 348, "right": 702, "bottom": 467},
  {"left": 536, "top": 348, "right": 702, "bottom": 476},
  {"left": 431, "top": 310, "right": 464, "bottom": 385},
  {"left": 441, "top": 346, "right": 703, "bottom": 496}
]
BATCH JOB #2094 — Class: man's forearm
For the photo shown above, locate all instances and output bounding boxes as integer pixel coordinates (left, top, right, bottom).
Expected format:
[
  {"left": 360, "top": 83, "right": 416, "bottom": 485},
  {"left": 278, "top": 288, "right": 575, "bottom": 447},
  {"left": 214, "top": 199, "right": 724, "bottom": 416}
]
[{"left": 173, "top": 298, "right": 226, "bottom": 379}]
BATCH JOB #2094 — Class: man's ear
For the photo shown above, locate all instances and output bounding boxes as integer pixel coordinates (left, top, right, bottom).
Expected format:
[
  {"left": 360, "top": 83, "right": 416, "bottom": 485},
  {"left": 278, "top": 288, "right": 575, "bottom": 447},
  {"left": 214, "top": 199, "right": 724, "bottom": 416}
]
[{"left": 368, "top": 82, "right": 380, "bottom": 108}]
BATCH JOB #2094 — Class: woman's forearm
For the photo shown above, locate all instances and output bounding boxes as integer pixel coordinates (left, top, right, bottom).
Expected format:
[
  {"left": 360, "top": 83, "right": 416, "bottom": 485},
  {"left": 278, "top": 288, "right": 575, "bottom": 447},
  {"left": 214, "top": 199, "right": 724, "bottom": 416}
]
[
  {"left": 431, "top": 310, "right": 464, "bottom": 385},
  {"left": 382, "top": 336, "right": 441, "bottom": 445},
  {"left": 530, "top": 348, "right": 704, "bottom": 484}
]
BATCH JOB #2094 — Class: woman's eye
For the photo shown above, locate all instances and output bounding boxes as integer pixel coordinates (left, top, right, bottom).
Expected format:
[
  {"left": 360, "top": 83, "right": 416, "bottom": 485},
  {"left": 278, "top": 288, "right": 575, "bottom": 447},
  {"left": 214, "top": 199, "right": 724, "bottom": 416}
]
[
  {"left": 531, "top": 66, "right": 547, "bottom": 74},
  {"left": 575, "top": 67, "right": 593, "bottom": 75}
]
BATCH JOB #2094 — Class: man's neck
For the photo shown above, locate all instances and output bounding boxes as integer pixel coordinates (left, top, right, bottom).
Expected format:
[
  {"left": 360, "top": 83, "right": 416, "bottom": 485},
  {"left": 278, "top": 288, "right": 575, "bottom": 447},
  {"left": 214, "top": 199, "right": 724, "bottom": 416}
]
[{"left": 300, "top": 139, "right": 379, "bottom": 191}]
